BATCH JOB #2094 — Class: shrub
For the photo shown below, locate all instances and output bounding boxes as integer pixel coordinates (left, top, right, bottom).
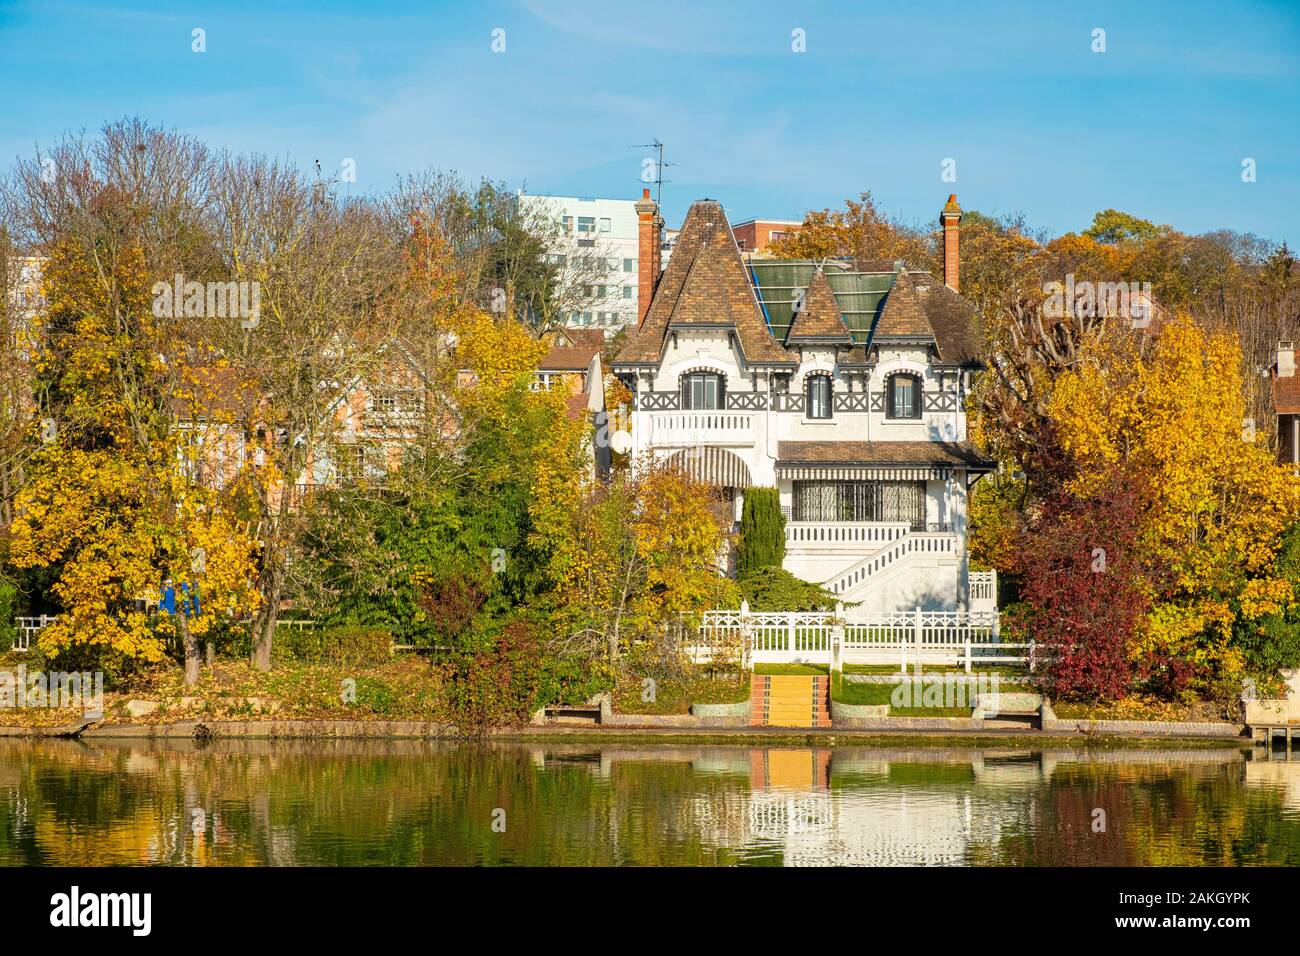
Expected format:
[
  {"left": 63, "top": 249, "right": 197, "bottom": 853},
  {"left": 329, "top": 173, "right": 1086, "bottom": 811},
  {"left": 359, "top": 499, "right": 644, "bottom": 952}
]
[
  {"left": 738, "top": 567, "right": 838, "bottom": 612},
  {"left": 442, "top": 620, "right": 543, "bottom": 732},
  {"left": 536, "top": 656, "right": 614, "bottom": 707},
  {"left": 272, "top": 625, "right": 392, "bottom": 667},
  {"left": 1018, "top": 483, "right": 1147, "bottom": 701},
  {"left": 737, "top": 487, "right": 785, "bottom": 575},
  {"left": 0, "top": 581, "right": 17, "bottom": 653}
]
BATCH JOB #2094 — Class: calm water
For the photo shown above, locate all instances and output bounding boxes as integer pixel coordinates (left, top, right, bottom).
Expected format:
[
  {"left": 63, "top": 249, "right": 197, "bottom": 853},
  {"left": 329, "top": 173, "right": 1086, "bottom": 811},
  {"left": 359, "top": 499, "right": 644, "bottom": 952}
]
[{"left": 1, "top": 739, "right": 1298, "bottom": 866}]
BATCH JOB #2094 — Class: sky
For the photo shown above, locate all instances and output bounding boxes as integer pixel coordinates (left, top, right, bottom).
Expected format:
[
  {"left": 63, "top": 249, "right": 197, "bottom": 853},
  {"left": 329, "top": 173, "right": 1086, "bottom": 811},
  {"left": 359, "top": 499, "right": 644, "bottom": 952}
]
[{"left": 1, "top": 0, "right": 1298, "bottom": 245}]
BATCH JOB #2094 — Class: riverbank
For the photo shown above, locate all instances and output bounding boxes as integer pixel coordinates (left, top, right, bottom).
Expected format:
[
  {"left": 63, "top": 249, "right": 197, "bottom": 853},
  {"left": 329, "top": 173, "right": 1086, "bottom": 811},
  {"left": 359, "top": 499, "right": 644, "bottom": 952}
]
[
  {"left": 0, "top": 716, "right": 1251, "bottom": 745},
  {"left": 0, "top": 654, "right": 1260, "bottom": 744}
]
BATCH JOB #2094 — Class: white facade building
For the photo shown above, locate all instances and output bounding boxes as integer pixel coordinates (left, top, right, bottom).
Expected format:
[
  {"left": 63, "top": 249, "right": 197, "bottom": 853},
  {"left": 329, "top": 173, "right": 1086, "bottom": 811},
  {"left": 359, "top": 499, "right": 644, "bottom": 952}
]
[
  {"left": 612, "top": 195, "right": 994, "bottom": 617},
  {"left": 519, "top": 194, "right": 644, "bottom": 334}
]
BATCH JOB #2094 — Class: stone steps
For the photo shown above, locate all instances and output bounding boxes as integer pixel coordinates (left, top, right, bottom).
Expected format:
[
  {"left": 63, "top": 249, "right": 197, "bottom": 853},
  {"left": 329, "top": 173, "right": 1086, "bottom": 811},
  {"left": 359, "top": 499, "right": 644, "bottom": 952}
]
[{"left": 749, "top": 674, "right": 831, "bottom": 728}]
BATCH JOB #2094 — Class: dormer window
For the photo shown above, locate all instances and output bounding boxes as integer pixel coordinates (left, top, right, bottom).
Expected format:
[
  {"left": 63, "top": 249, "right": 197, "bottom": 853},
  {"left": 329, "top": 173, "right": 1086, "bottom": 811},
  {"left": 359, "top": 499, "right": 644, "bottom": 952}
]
[
  {"left": 886, "top": 372, "right": 921, "bottom": 420},
  {"left": 682, "top": 371, "right": 724, "bottom": 410},
  {"left": 806, "top": 374, "right": 832, "bottom": 419}
]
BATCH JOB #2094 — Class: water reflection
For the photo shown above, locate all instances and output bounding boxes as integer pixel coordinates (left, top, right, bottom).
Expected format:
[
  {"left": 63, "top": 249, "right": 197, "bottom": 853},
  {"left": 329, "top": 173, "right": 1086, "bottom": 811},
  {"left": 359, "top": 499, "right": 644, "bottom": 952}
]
[{"left": 0, "top": 739, "right": 1296, "bottom": 866}]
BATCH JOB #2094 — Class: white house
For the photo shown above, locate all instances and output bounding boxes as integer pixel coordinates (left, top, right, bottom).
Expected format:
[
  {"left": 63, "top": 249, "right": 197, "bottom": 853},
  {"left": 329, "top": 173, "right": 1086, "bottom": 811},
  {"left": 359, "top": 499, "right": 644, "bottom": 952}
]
[{"left": 612, "top": 194, "right": 995, "bottom": 616}]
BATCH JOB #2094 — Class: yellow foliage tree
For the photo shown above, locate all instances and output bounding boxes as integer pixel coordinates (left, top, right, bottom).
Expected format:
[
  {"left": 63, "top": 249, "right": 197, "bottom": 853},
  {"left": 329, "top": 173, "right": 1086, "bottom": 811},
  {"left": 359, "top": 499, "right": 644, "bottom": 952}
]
[
  {"left": 1047, "top": 314, "right": 1300, "bottom": 687},
  {"left": 10, "top": 235, "right": 261, "bottom": 674}
]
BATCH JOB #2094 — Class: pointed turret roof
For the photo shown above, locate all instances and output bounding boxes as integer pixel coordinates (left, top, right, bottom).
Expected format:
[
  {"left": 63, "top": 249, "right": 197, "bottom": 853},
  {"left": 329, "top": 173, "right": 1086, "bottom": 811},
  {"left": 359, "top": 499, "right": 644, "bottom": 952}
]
[
  {"left": 784, "top": 268, "right": 851, "bottom": 344},
  {"left": 873, "top": 268, "right": 937, "bottom": 341},
  {"left": 614, "top": 201, "right": 794, "bottom": 367}
]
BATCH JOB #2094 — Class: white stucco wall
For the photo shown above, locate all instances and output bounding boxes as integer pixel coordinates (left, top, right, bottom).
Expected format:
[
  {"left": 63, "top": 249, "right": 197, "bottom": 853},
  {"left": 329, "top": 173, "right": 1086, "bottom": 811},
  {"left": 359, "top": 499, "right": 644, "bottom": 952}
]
[{"left": 621, "top": 329, "right": 977, "bottom": 613}]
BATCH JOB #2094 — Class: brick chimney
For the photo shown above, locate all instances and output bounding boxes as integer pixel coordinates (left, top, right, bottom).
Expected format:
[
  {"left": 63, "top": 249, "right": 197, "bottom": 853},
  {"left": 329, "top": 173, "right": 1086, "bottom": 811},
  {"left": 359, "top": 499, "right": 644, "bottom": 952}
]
[
  {"left": 635, "top": 187, "right": 661, "bottom": 324},
  {"left": 940, "top": 194, "right": 962, "bottom": 292},
  {"left": 1280, "top": 341, "right": 1296, "bottom": 378}
]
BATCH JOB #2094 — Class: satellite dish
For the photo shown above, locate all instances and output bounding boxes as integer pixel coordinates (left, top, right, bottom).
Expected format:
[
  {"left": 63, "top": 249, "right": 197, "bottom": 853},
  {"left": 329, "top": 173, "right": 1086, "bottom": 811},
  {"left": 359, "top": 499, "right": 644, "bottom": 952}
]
[{"left": 610, "top": 430, "right": 633, "bottom": 455}]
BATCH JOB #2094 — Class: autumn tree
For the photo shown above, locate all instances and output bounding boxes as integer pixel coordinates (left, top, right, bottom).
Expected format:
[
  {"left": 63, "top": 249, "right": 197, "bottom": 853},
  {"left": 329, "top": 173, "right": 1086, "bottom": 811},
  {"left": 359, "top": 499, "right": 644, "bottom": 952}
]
[
  {"left": 205, "top": 155, "right": 411, "bottom": 670},
  {"left": 767, "top": 192, "right": 936, "bottom": 270},
  {"left": 1046, "top": 315, "right": 1300, "bottom": 694},
  {"left": 1016, "top": 481, "right": 1149, "bottom": 701},
  {"left": 4, "top": 122, "right": 260, "bottom": 677},
  {"left": 558, "top": 462, "right": 738, "bottom": 663}
]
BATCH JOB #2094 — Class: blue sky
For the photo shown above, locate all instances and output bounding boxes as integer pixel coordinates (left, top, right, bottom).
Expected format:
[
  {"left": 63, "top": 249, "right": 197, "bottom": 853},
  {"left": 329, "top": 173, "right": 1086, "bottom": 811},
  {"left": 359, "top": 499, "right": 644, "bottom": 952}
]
[{"left": 2, "top": 0, "right": 1298, "bottom": 245}]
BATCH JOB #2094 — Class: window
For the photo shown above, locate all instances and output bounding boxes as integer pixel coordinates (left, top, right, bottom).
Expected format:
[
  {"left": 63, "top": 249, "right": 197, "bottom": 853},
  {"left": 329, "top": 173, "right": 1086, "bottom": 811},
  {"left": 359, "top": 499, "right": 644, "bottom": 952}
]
[
  {"left": 337, "top": 445, "right": 367, "bottom": 484},
  {"left": 681, "top": 371, "right": 724, "bottom": 410},
  {"left": 623, "top": 258, "right": 634, "bottom": 272},
  {"left": 577, "top": 216, "right": 595, "bottom": 233},
  {"left": 887, "top": 373, "right": 921, "bottom": 420},
  {"left": 622, "top": 286, "right": 633, "bottom": 300},
  {"left": 599, "top": 217, "right": 611, "bottom": 233},
  {"left": 606, "top": 256, "right": 619, "bottom": 271},
  {"left": 770, "top": 230, "right": 787, "bottom": 242},
  {"left": 806, "top": 375, "right": 832, "bottom": 419},
  {"left": 793, "top": 481, "right": 925, "bottom": 528},
  {"left": 548, "top": 253, "right": 566, "bottom": 267},
  {"left": 581, "top": 311, "right": 593, "bottom": 325},
  {"left": 372, "top": 391, "right": 399, "bottom": 415},
  {"left": 562, "top": 216, "right": 573, "bottom": 233}
]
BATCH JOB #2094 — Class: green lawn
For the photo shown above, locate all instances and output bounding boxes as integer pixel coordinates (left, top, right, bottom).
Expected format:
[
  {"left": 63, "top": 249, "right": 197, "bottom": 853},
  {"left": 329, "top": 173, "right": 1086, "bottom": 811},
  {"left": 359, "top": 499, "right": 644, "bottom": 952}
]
[
  {"left": 754, "top": 663, "right": 829, "bottom": 676},
  {"left": 611, "top": 672, "right": 750, "bottom": 715},
  {"left": 832, "top": 674, "right": 1035, "bottom": 717}
]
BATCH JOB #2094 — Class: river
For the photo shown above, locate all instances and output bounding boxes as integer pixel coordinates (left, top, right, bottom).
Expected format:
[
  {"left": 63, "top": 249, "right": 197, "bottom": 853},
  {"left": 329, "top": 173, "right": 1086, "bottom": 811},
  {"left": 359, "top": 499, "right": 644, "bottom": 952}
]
[{"left": 1, "top": 738, "right": 1297, "bottom": 865}]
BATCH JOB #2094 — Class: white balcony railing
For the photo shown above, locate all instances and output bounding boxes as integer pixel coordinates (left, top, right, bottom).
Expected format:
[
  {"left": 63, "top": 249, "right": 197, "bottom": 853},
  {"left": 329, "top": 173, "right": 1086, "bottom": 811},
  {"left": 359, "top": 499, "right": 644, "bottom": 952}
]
[
  {"left": 648, "top": 411, "right": 753, "bottom": 446},
  {"left": 784, "top": 522, "right": 910, "bottom": 548}
]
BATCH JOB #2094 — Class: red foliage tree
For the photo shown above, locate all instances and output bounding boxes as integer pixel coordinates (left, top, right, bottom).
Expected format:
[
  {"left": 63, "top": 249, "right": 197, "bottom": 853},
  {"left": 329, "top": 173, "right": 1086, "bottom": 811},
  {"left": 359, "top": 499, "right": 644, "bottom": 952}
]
[{"left": 1016, "top": 480, "right": 1149, "bottom": 700}]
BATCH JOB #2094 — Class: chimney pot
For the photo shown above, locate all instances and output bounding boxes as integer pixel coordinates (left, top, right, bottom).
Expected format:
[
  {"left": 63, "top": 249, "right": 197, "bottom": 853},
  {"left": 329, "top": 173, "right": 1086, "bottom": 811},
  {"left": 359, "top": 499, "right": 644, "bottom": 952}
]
[{"left": 1279, "top": 341, "right": 1296, "bottom": 378}]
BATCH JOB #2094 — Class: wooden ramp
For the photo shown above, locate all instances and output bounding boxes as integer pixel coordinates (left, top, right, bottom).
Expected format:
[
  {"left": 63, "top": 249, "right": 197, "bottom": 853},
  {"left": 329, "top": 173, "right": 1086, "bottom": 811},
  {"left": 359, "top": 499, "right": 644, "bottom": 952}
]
[{"left": 750, "top": 675, "right": 831, "bottom": 728}]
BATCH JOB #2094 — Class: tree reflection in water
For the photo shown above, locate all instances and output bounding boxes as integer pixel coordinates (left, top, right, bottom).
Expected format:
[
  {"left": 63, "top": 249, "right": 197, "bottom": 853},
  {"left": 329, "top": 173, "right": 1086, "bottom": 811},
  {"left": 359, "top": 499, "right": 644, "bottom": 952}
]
[{"left": 0, "top": 739, "right": 1296, "bottom": 866}]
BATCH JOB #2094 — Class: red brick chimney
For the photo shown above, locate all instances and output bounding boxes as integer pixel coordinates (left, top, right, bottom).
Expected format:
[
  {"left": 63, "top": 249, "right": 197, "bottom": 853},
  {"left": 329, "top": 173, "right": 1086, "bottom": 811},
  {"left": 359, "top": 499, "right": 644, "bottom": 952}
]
[
  {"left": 940, "top": 194, "right": 962, "bottom": 292},
  {"left": 635, "top": 188, "right": 661, "bottom": 324}
]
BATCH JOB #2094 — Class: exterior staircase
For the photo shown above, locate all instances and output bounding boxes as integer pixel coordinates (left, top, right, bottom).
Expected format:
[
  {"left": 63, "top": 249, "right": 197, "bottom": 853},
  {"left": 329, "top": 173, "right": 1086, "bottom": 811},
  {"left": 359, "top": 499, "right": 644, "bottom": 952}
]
[
  {"left": 749, "top": 674, "right": 831, "bottom": 728},
  {"left": 824, "top": 530, "right": 960, "bottom": 609}
]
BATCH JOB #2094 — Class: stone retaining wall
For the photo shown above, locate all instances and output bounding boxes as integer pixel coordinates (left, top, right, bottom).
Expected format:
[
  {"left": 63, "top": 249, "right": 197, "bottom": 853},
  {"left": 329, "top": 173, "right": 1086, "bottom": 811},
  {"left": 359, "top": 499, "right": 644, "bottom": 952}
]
[{"left": 1042, "top": 718, "right": 1244, "bottom": 738}]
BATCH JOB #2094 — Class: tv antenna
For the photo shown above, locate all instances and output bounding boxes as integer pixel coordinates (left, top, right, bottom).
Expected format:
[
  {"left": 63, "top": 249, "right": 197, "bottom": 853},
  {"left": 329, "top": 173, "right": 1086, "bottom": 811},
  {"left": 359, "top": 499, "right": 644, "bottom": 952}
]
[{"left": 629, "top": 139, "right": 672, "bottom": 207}]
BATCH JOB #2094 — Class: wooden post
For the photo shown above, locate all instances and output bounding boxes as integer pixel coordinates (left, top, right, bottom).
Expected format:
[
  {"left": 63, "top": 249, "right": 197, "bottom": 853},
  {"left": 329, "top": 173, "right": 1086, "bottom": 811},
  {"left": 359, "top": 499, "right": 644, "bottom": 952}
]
[
  {"left": 964, "top": 638, "right": 971, "bottom": 674},
  {"left": 1029, "top": 638, "right": 1036, "bottom": 674},
  {"left": 914, "top": 607, "right": 923, "bottom": 679}
]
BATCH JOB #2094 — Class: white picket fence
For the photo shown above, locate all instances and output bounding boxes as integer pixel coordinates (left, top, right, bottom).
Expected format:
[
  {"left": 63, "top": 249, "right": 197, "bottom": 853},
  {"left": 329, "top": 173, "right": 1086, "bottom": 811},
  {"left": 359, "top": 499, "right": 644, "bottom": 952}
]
[
  {"left": 9, "top": 614, "right": 315, "bottom": 653},
  {"left": 696, "top": 608, "right": 1032, "bottom": 671}
]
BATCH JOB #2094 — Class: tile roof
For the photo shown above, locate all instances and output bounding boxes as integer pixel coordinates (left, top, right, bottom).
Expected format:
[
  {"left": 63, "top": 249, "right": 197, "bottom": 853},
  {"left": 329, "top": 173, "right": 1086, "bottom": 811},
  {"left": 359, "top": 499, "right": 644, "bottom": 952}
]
[
  {"left": 614, "top": 202, "right": 985, "bottom": 369},
  {"left": 906, "top": 274, "right": 984, "bottom": 365},
  {"left": 785, "top": 268, "right": 851, "bottom": 343},
  {"left": 615, "top": 200, "right": 794, "bottom": 367},
  {"left": 1275, "top": 372, "right": 1300, "bottom": 415},
  {"left": 873, "top": 269, "right": 936, "bottom": 340},
  {"left": 564, "top": 392, "right": 592, "bottom": 421},
  {"left": 535, "top": 343, "right": 600, "bottom": 371},
  {"left": 777, "top": 440, "right": 996, "bottom": 470}
]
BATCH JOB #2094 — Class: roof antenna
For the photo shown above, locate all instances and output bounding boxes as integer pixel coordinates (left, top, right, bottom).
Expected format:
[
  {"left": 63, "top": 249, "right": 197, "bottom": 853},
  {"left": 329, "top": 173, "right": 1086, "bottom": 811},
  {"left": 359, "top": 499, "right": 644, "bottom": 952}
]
[{"left": 629, "top": 138, "right": 672, "bottom": 208}]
